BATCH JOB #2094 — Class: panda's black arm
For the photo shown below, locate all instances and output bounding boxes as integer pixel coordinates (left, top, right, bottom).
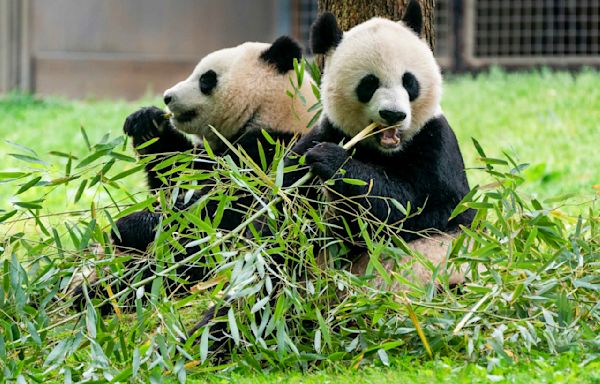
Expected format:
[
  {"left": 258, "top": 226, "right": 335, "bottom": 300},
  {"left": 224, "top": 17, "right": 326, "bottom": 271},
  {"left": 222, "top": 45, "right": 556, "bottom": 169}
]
[
  {"left": 332, "top": 159, "right": 425, "bottom": 220},
  {"left": 281, "top": 124, "right": 339, "bottom": 187},
  {"left": 310, "top": 148, "right": 452, "bottom": 235},
  {"left": 139, "top": 130, "right": 204, "bottom": 191},
  {"left": 124, "top": 106, "right": 209, "bottom": 190},
  {"left": 304, "top": 118, "right": 473, "bottom": 234},
  {"left": 125, "top": 107, "right": 196, "bottom": 156}
]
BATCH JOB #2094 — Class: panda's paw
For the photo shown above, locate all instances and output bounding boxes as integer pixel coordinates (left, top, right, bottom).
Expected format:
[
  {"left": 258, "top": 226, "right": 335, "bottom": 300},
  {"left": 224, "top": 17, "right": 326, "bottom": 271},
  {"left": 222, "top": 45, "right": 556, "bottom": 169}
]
[
  {"left": 305, "top": 142, "right": 348, "bottom": 180},
  {"left": 111, "top": 211, "right": 162, "bottom": 253},
  {"left": 123, "top": 106, "right": 169, "bottom": 144}
]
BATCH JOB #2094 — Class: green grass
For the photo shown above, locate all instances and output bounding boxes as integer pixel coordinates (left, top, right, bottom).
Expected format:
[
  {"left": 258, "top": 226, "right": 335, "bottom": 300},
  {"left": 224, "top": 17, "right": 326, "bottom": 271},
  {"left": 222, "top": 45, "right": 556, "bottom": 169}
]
[
  {"left": 204, "top": 355, "right": 600, "bottom": 383},
  {"left": 0, "top": 94, "right": 154, "bottom": 213},
  {"left": 1, "top": 69, "right": 598, "bottom": 212},
  {"left": 444, "top": 68, "right": 600, "bottom": 198},
  {"left": 0, "top": 70, "right": 598, "bottom": 382}
]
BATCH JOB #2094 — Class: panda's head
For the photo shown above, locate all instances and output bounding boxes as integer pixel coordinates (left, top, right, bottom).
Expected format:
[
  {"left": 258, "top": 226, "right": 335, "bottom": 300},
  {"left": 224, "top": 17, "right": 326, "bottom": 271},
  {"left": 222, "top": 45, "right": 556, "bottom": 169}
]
[
  {"left": 163, "top": 37, "right": 315, "bottom": 147},
  {"left": 311, "top": 0, "right": 442, "bottom": 153}
]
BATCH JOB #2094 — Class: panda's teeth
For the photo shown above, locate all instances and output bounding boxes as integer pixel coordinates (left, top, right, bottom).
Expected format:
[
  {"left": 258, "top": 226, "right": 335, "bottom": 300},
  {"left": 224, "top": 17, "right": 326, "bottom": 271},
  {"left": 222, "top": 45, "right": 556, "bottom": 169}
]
[{"left": 379, "top": 128, "right": 401, "bottom": 147}]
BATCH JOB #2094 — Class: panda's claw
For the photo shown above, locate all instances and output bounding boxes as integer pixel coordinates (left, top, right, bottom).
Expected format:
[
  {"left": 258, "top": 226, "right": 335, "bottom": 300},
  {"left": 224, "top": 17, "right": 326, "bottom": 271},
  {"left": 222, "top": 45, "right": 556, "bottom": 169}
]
[
  {"left": 305, "top": 142, "right": 348, "bottom": 180},
  {"left": 123, "top": 106, "right": 167, "bottom": 139}
]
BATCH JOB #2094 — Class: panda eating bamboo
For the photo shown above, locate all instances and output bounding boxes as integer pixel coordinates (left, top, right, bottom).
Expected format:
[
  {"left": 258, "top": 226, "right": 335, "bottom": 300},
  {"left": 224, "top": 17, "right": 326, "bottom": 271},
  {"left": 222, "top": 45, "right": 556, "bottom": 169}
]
[
  {"left": 191, "top": 0, "right": 474, "bottom": 352},
  {"left": 71, "top": 36, "right": 318, "bottom": 312},
  {"left": 288, "top": 0, "right": 475, "bottom": 287}
]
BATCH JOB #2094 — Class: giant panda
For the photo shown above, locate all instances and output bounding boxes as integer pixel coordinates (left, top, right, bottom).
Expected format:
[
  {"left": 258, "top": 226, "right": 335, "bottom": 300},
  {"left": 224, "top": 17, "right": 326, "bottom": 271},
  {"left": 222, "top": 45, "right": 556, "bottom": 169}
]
[
  {"left": 189, "top": 1, "right": 474, "bottom": 351},
  {"left": 113, "top": 36, "right": 316, "bottom": 249},
  {"left": 284, "top": 0, "right": 475, "bottom": 287},
  {"left": 72, "top": 36, "right": 317, "bottom": 312}
]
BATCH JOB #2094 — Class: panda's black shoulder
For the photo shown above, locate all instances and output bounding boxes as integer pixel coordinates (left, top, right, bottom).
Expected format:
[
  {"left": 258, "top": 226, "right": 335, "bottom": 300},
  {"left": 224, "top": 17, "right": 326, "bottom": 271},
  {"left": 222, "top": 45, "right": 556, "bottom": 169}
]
[
  {"left": 408, "top": 115, "right": 451, "bottom": 150},
  {"left": 411, "top": 116, "right": 472, "bottom": 198},
  {"left": 401, "top": 115, "right": 462, "bottom": 163},
  {"left": 370, "top": 114, "right": 469, "bottom": 196}
]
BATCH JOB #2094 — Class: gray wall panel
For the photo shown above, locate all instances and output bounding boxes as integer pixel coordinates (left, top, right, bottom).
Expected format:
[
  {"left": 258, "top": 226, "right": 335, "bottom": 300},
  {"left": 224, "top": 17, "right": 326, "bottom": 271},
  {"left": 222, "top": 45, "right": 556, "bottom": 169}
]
[{"left": 27, "top": 0, "right": 279, "bottom": 99}]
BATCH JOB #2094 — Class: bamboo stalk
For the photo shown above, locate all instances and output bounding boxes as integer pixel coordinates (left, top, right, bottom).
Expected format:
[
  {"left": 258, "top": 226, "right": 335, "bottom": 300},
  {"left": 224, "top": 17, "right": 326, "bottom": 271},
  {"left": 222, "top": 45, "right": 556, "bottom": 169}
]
[
  {"left": 14, "top": 122, "right": 382, "bottom": 347},
  {"left": 95, "top": 124, "right": 381, "bottom": 312}
]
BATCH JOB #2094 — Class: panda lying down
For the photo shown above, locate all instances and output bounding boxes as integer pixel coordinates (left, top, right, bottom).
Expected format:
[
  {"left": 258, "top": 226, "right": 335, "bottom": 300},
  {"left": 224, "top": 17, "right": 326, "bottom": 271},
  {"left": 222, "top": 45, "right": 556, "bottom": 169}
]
[{"left": 189, "top": 0, "right": 474, "bottom": 350}]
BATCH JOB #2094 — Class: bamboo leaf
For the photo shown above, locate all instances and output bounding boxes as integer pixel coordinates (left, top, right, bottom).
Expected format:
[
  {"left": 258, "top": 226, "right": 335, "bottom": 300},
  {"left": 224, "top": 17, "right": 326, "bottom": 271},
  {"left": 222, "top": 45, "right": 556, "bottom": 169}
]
[
  {"left": 0, "top": 210, "right": 17, "bottom": 222},
  {"left": 76, "top": 149, "right": 111, "bottom": 169},
  {"left": 9, "top": 153, "right": 46, "bottom": 166},
  {"left": 81, "top": 126, "right": 91, "bottom": 150},
  {"left": 48, "top": 151, "right": 78, "bottom": 159},
  {"left": 0, "top": 171, "right": 29, "bottom": 180},
  {"left": 228, "top": 308, "right": 240, "bottom": 346},
  {"left": 16, "top": 176, "right": 42, "bottom": 195},
  {"left": 110, "top": 164, "right": 145, "bottom": 181},
  {"left": 74, "top": 179, "right": 87, "bottom": 203},
  {"left": 200, "top": 326, "right": 209, "bottom": 363},
  {"left": 14, "top": 199, "right": 44, "bottom": 210},
  {"left": 341, "top": 178, "right": 367, "bottom": 186},
  {"left": 377, "top": 348, "right": 390, "bottom": 366}
]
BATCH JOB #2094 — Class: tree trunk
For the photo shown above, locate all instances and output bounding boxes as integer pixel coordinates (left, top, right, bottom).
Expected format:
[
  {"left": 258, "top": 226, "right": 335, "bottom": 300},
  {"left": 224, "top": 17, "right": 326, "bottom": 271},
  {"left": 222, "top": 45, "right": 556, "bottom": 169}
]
[{"left": 317, "top": 0, "right": 435, "bottom": 49}]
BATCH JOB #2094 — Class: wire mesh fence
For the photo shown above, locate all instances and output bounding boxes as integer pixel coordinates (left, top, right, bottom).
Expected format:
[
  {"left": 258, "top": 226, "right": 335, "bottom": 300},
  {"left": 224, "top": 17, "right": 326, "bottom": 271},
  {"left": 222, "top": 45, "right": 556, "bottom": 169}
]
[
  {"left": 434, "top": 0, "right": 454, "bottom": 67},
  {"left": 293, "top": 0, "right": 600, "bottom": 70},
  {"left": 2, "top": 1, "right": 599, "bottom": 97},
  {"left": 294, "top": 0, "right": 318, "bottom": 52},
  {"left": 465, "top": 0, "right": 600, "bottom": 66}
]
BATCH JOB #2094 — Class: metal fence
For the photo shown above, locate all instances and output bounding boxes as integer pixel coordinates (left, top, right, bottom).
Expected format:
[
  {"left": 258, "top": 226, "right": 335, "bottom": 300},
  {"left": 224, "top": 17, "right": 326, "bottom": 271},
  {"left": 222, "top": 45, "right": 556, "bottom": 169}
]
[
  {"left": 290, "top": 0, "right": 458, "bottom": 67},
  {"left": 433, "top": 0, "right": 454, "bottom": 67},
  {"left": 464, "top": 0, "right": 600, "bottom": 67},
  {"left": 293, "top": 0, "right": 600, "bottom": 70}
]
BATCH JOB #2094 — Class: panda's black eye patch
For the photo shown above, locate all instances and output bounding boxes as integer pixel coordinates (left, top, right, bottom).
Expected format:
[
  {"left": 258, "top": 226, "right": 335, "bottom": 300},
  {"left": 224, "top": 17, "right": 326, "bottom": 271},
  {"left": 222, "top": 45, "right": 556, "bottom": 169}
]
[
  {"left": 356, "top": 74, "right": 380, "bottom": 103},
  {"left": 199, "top": 70, "right": 218, "bottom": 95},
  {"left": 402, "top": 72, "right": 420, "bottom": 102}
]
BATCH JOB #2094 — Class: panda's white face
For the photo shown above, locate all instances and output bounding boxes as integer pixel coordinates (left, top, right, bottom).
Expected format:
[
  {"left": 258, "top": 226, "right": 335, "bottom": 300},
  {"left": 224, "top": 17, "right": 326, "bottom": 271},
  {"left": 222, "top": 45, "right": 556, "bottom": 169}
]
[
  {"left": 163, "top": 46, "right": 239, "bottom": 141},
  {"left": 163, "top": 42, "right": 314, "bottom": 148},
  {"left": 321, "top": 18, "right": 442, "bottom": 153}
]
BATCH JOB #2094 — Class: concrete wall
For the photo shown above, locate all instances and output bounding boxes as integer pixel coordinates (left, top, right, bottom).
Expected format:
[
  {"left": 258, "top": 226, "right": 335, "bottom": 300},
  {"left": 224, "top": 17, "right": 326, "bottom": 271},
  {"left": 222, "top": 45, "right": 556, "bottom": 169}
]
[{"left": 1, "top": 0, "right": 284, "bottom": 99}]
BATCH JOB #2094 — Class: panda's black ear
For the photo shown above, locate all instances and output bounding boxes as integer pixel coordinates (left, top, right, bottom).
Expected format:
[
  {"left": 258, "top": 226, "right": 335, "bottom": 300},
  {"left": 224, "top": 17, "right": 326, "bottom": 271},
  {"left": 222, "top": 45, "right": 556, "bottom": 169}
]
[
  {"left": 310, "top": 12, "right": 343, "bottom": 54},
  {"left": 260, "top": 36, "right": 303, "bottom": 74},
  {"left": 402, "top": 0, "right": 423, "bottom": 36}
]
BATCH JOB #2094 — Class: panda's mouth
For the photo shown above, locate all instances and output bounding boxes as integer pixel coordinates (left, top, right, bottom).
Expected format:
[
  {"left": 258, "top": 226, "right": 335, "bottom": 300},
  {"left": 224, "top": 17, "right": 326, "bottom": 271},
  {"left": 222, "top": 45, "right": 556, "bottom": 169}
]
[
  {"left": 174, "top": 110, "right": 198, "bottom": 124},
  {"left": 377, "top": 126, "right": 401, "bottom": 148}
]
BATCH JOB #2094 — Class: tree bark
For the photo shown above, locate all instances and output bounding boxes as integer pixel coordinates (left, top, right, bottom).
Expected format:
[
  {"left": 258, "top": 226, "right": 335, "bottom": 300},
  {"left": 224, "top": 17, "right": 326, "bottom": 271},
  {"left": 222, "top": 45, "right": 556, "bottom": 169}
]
[{"left": 317, "top": 0, "right": 435, "bottom": 49}]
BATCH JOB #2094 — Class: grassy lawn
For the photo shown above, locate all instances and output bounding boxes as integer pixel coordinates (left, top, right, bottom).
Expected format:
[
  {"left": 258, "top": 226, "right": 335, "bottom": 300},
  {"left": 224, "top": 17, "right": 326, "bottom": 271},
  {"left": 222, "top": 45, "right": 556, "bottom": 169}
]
[
  {"left": 444, "top": 69, "right": 599, "bottom": 199},
  {"left": 0, "top": 70, "right": 598, "bottom": 382},
  {"left": 206, "top": 355, "right": 600, "bottom": 383},
  {"left": 1, "top": 69, "right": 599, "bottom": 209}
]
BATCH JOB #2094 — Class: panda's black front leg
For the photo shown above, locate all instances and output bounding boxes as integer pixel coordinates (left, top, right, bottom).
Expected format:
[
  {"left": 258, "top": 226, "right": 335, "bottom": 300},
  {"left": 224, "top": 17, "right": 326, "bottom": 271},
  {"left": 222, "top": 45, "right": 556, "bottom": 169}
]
[
  {"left": 111, "top": 210, "right": 163, "bottom": 253},
  {"left": 304, "top": 142, "right": 349, "bottom": 180},
  {"left": 72, "top": 209, "right": 213, "bottom": 314},
  {"left": 304, "top": 142, "right": 425, "bottom": 235},
  {"left": 70, "top": 211, "right": 163, "bottom": 314},
  {"left": 124, "top": 106, "right": 197, "bottom": 190}
]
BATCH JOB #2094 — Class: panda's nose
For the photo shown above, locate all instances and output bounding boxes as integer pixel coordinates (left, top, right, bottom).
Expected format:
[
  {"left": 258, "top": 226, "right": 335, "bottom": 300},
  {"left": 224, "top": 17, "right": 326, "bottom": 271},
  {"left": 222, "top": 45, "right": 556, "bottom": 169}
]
[
  {"left": 379, "top": 110, "right": 406, "bottom": 125},
  {"left": 163, "top": 94, "right": 174, "bottom": 106}
]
